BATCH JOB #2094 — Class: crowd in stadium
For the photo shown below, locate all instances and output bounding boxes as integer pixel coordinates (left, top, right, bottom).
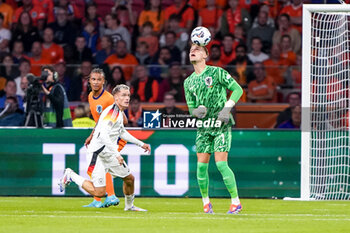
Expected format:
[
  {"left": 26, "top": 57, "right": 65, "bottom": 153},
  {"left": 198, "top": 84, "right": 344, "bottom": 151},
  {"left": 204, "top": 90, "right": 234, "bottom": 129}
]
[{"left": 0, "top": 0, "right": 314, "bottom": 128}]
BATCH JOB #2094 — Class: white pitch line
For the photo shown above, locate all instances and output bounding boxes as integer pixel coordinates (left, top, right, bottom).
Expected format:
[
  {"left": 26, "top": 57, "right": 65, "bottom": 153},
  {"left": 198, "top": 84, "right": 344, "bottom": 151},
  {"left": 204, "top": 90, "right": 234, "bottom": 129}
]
[
  {"left": 0, "top": 214, "right": 349, "bottom": 221},
  {"left": 6, "top": 210, "right": 350, "bottom": 218}
]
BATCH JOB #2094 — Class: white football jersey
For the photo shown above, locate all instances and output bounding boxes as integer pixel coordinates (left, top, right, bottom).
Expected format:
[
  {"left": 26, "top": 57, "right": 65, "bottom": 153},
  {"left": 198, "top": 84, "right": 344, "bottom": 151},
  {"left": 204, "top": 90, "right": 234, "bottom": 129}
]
[{"left": 87, "top": 104, "right": 143, "bottom": 156}]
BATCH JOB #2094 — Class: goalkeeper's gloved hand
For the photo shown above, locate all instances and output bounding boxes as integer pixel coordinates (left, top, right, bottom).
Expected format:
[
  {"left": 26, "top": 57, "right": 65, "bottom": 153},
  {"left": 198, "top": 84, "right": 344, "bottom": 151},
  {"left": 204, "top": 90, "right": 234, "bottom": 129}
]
[
  {"left": 192, "top": 105, "right": 207, "bottom": 119},
  {"left": 217, "top": 100, "right": 235, "bottom": 124}
]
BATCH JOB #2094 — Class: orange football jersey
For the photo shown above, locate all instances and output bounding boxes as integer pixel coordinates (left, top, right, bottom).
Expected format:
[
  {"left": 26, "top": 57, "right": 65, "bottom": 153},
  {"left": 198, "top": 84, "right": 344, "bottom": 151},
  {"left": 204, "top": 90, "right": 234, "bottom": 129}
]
[{"left": 88, "top": 89, "right": 114, "bottom": 123}]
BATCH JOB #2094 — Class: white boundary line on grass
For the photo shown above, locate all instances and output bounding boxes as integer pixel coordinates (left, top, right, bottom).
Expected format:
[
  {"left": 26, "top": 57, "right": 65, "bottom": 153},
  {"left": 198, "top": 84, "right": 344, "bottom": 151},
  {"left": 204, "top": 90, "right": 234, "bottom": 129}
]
[{"left": 0, "top": 214, "right": 349, "bottom": 221}]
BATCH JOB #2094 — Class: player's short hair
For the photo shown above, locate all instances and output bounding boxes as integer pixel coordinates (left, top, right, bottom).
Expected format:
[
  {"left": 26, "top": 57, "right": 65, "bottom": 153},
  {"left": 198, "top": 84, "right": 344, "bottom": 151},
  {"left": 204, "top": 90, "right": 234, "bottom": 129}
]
[
  {"left": 90, "top": 68, "right": 105, "bottom": 79},
  {"left": 112, "top": 84, "right": 130, "bottom": 95},
  {"left": 191, "top": 44, "right": 209, "bottom": 56}
]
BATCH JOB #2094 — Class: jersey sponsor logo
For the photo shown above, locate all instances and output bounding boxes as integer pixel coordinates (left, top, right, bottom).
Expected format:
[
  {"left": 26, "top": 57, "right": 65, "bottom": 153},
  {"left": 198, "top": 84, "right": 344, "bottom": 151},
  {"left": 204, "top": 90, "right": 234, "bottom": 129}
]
[
  {"left": 96, "top": 105, "right": 103, "bottom": 115},
  {"left": 226, "top": 74, "right": 232, "bottom": 80},
  {"left": 204, "top": 76, "right": 213, "bottom": 88}
]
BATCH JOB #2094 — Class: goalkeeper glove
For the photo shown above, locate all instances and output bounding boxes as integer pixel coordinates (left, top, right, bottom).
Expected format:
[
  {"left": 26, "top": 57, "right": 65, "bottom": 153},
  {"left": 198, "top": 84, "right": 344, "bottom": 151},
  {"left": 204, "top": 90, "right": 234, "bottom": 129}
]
[
  {"left": 192, "top": 105, "right": 207, "bottom": 119},
  {"left": 217, "top": 100, "right": 235, "bottom": 124}
]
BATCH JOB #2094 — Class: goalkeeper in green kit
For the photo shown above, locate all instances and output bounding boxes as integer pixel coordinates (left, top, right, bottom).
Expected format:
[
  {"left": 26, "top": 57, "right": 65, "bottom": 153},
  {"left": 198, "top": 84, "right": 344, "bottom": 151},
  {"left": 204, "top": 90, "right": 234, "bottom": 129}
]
[{"left": 184, "top": 43, "right": 243, "bottom": 214}]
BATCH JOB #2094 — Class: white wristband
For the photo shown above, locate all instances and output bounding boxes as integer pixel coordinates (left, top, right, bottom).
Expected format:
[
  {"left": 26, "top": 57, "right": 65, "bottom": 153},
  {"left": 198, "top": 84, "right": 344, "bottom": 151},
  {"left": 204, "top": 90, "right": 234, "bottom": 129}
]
[{"left": 224, "top": 99, "right": 236, "bottom": 109}]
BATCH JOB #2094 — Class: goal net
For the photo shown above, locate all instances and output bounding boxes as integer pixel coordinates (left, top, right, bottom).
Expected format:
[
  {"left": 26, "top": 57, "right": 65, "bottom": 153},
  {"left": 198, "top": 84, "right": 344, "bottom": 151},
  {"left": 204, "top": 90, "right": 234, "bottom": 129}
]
[{"left": 301, "top": 4, "right": 350, "bottom": 200}]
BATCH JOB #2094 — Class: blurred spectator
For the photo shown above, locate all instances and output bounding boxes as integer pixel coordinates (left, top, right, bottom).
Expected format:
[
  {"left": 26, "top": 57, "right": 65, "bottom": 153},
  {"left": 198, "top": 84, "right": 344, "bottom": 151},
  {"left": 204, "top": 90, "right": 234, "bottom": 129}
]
[
  {"left": 149, "top": 46, "right": 172, "bottom": 80},
  {"left": 207, "top": 44, "right": 224, "bottom": 67},
  {"left": 233, "top": 23, "right": 245, "bottom": 45},
  {"left": 113, "top": 2, "right": 137, "bottom": 31},
  {"left": 285, "top": 54, "right": 301, "bottom": 88},
  {"left": 227, "top": 44, "right": 254, "bottom": 86},
  {"left": 164, "top": 0, "right": 195, "bottom": 33},
  {"left": 19, "top": 76, "right": 29, "bottom": 100},
  {"left": 0, "top": 13, "right": 11, "bottom": 53},
  {"left": 247, "top": 62, "right": 276, "bottom": 103},
  {"left": 280, "top": 0, "right": 302, "bottom": 34},
  {"left": 251, "top": 4, "right": 275, "bottom": 29},
  {"left": 197, "top": 0, "right": 222, "bottom": 31},
  {"left": 13, "top": 0, "right": 45, "bottom": 27},
  {"left": 11, "top": 40, "right": 25, "bottom": 64},
  {"left": 247, "top": 11, "right": 274, "bottom": 53},
  {"left": 131, "top": 65, "right": 158, "bottom": 102},
  {"left": 263, "top": 44, "right": 288, "bottom": 86},
  {"left": 100, "top": 13, "right": 131, "bottom": 51},
  {"left": 28, "top": 41, "right": 50, "bottom": 76},
  {"left": 104, "top": 40, "right": 138, "bottom": 81},
  {"left": 94, "top": 35, "right": 114, "bottom": 65},
  {"left": 11, "top": 11, "right": 41, "bottom": 54},
  {"left": 125, "top": 94, "right": 143, "bottom": 127},
  {"left": 280, "top": 35, "right": 297, "bottom": 66},
  {"left": 0, "top": 96, "right": 25, "bottom": 126},
  {"left": 272, "top": 13, "right": 301, "bottom": 54},
  {"left": 48, "top": 7, "right": 77, "bottom": 46},
  {"left": 56, "top": 0, "right": 83, "bottom": 22},
  {"left": 33, "top": 0, "right": 54, "bottom": 24},
  {"left": 248, "top": 37, "right": 269, "bottom": 63},
  {"left": 160, "top": 92, "right": 185, "bottom": 126},
  {"left": 81, "top": 19, "right": 98, "bottom": 55},
  {"left": 72, "top": 104, "right": 96, "bottom": 128},
  {"left": 69, "top": 60, "right": 92, "bottom": 102},
  {"left": 14, "top": 58, "right": 31, "bottom": 97},
  {"left": 137, "top": 21, "right": 159, "bottom": 57},
  {"left": 138, "top": 0, "right": 164, "bottom": 34},
  {"left": 218, "top": 0, "right": 251, "bottom": 37},
  {"left": 159, "top": 30, "right": 181, "bottom": 62},
  {"left": 135, "top": 41, "right": 152, "bottom": 65},
  {"left": 162, "top": 14, "right": 188, "bottom": 51},
  {"left": 42, "top": 27, "right": 64, "bottom": 64},
  {"left": 55, "top": 59, "right": 71, "bottom": 94},
  {"left": 0, "top": 0, "right": 13, "bottom": 29},
  {"left": 0, "top": 79, "right": 24, "bottom": 110},
  {"left": 106, "top": 66, "right": 126, "bottom": 93},
  {"left": 238, "top": 0, "right": 259, "bottom": 11},
  {"left": 157, "top": 62, "right": 185, "bottom": 102},
  {"left": 220, "top": 34, "right": 237, "bottom": 65},
  {"left": 276, "top": 105, "right": 301, "bottom": 129},
  {"left": 83, "top": 2, "right": 102, "bottom": 33},
  {"left": 0, "top": 54, "right": 19, "bottom": 81},
  {"left": 275, "top": 92, "right": 301, "bottom": 127},
  {"left": 70, "top": 36, "right": 93, "bottom": 64},
  {"left": 70, "top": 0, "right": 86, "bottom": 18}
]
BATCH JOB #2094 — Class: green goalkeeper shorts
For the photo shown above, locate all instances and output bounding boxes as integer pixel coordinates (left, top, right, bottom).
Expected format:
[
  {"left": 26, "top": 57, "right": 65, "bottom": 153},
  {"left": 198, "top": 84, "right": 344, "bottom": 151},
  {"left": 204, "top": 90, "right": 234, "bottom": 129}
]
[{"left": 195, "top": 126, "right": 232, "bottom": 154}]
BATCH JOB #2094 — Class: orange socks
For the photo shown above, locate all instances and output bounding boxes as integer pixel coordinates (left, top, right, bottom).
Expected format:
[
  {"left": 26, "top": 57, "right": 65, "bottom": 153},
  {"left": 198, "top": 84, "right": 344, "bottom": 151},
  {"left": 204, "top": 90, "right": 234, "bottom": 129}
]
[{"left": 105, "top": 172, "right": 115, "bottom": 196}]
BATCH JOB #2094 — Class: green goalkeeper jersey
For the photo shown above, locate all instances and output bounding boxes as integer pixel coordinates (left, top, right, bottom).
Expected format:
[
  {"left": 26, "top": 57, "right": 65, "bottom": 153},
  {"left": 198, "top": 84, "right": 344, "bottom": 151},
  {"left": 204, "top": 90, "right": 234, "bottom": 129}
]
[{"left": 184, "top": 65, "right": 243, "bottom": 131}]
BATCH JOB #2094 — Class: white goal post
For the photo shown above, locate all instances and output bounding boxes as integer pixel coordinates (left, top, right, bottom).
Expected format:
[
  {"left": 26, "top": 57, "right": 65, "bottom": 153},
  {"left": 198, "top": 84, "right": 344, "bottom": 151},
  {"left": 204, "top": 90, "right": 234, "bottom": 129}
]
[{"left": 300, "top": 4, "right": 350, "bottom": 201}]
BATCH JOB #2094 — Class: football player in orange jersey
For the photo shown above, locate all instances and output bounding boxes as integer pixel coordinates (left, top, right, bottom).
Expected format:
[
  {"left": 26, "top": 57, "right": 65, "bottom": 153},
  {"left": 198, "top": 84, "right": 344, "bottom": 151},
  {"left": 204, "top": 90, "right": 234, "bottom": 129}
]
[{"left": 84, "top": 68, "right": 128, "bottom": 208}]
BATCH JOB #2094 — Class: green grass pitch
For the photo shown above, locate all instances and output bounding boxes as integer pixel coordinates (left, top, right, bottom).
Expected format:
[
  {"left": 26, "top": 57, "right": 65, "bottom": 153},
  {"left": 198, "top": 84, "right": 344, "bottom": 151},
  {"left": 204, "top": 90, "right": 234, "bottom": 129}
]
[{"left": 0, "top": 197, "right": 349, "bottom": 233}]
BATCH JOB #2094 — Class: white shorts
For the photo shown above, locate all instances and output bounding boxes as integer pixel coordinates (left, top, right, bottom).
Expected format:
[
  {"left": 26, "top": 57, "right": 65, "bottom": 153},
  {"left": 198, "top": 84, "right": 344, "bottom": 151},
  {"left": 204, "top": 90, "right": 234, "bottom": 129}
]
[{"left": 87, "top": 148, "right": 130, "bottom": 188}]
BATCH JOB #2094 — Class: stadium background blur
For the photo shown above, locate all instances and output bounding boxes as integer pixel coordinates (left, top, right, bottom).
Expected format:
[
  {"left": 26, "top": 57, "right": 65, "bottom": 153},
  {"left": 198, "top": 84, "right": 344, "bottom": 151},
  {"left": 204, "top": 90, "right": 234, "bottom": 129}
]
[{"left": 0, "top": 0, "right": 333, "bottom": 128}]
